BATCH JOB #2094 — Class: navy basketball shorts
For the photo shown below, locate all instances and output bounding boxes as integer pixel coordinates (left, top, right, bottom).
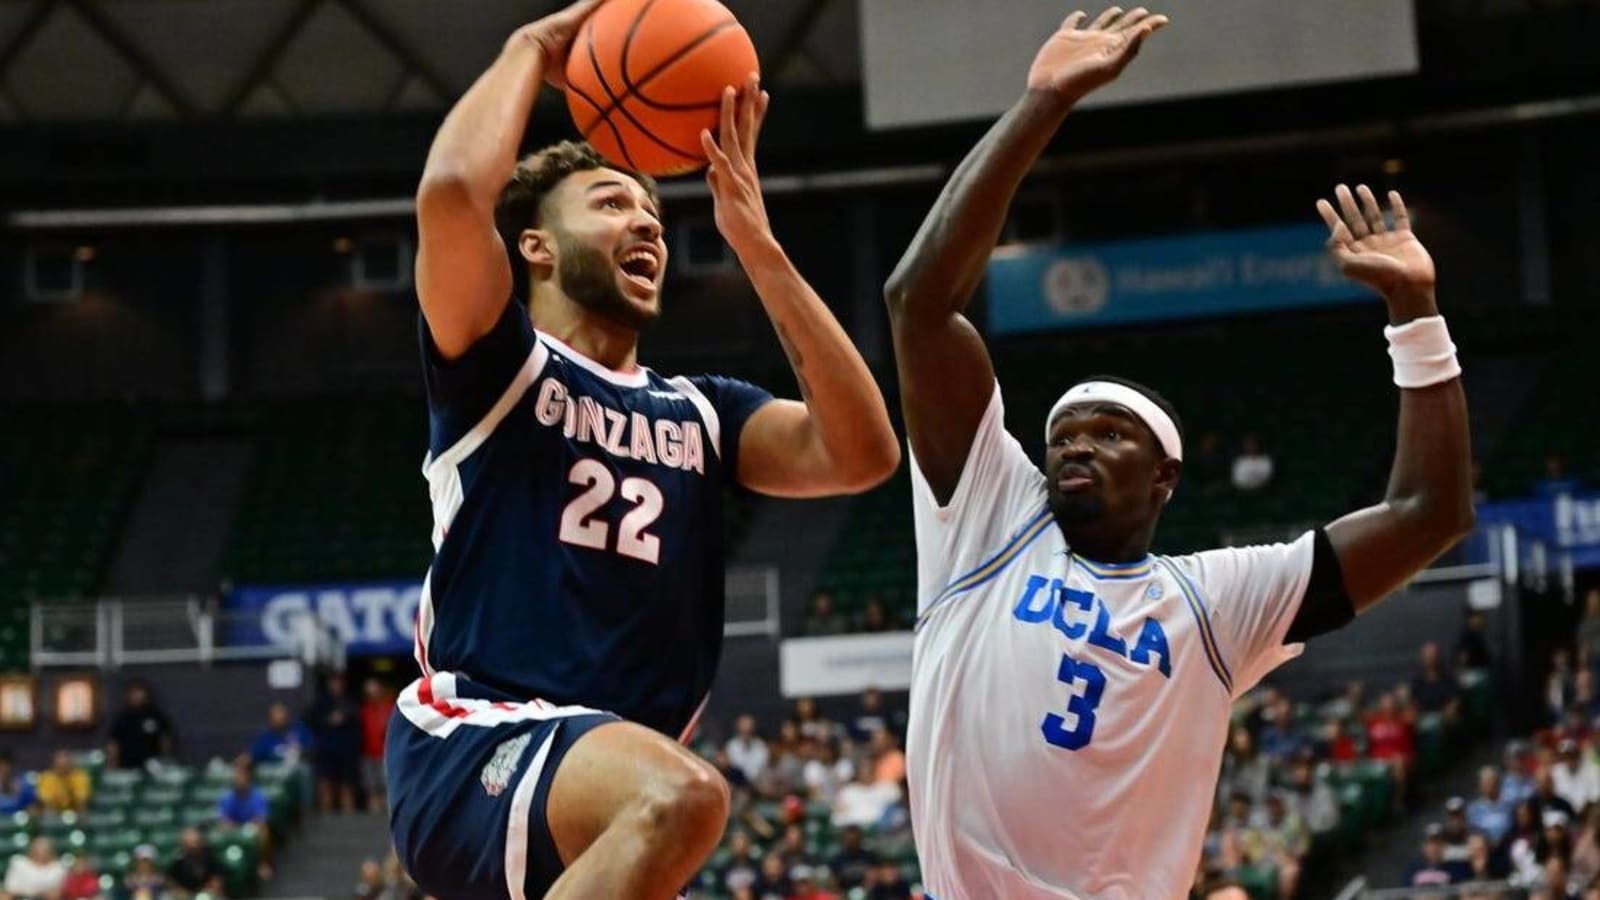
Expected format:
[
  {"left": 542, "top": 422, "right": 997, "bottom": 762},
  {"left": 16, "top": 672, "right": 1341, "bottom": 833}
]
[{"left": 386, "top": 672, "right": 618, "bottom": 900}]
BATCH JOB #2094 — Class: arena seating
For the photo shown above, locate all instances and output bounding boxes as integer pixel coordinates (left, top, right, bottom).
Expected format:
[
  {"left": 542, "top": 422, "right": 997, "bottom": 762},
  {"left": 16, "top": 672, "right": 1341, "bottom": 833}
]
[
  {"left": 0, "top": 408, "right": 151, "bottom": 671},
  {"left": 0, "top": 752, "right": 308, "bottom": 898}
]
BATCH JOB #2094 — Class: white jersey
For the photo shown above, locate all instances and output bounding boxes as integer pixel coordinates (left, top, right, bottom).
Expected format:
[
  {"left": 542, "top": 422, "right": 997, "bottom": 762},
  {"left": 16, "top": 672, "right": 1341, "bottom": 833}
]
[{"left": 907, "top": 385, "right": 1315, "bottom": 900}]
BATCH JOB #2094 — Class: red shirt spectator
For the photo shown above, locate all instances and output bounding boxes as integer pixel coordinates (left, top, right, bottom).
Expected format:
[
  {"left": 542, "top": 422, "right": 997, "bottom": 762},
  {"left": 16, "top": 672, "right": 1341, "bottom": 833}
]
[
  {"left": 1365, "top": 695, "right": 1415, "bottom": 762},
  {"left": 361, "top": 679, "right": 395, "bottom": 761}
]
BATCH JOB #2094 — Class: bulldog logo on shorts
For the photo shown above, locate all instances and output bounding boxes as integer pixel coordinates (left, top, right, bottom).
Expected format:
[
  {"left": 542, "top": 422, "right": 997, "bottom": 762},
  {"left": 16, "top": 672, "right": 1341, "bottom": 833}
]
[{"left": 480, "top": 733, "right": 532, "bottom": 798}]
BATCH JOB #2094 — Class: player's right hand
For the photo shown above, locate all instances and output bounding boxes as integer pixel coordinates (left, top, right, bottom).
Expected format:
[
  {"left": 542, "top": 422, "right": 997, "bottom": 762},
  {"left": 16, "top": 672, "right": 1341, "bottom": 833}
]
[
  {"left": 1026, "top": 7, "right": 1168, "bottom": 102},
  {"left": 517, "top": 0, "right": 608, "bottom": 92}
]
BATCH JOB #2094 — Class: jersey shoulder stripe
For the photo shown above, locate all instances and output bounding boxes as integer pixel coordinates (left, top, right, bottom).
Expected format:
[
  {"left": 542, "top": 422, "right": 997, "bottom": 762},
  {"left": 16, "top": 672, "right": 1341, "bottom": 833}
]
[
  {"left": 664, "top": 376, "right": 723, "bottom": 461},
  {"left": 916, "top": 505, "right": 1053, "bottom": 631},
  {"left": 1155, "top": 555, "right": 1234, "bottom": 693},
  {"left": 1073, "top": 555, "right": 1156, "bottom": 580}
]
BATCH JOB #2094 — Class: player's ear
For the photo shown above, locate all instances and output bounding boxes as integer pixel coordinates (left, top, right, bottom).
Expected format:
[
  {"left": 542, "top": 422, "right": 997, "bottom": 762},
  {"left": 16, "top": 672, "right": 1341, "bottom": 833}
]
[
  {"left": 520, "top": 228, "right": 557, "bottom": 276},
  {"left": 1155, "top": 458, "right": 1181, "bottom": 506}
]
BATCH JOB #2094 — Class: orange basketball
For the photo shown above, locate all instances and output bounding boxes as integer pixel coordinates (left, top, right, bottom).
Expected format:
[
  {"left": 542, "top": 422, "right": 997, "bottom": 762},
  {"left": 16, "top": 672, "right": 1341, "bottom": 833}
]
[{"left": 565, "top": 0, "right": 759, "bottom": 177}]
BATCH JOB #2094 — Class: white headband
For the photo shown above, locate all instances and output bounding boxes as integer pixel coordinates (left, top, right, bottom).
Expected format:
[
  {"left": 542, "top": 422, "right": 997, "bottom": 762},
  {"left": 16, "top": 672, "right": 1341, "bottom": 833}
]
[{"left": 1045, "top": 380, "right": 1183, "bottom": 461}]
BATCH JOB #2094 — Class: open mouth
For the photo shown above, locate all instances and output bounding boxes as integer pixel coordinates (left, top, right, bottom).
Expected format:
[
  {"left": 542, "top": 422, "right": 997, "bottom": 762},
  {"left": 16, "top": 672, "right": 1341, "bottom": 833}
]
[
  {"left": 618, "top": 247, "right": 661, "bottom": 293},
  {"left": 1056, "top": 467, "right": 1095, "bottom": 492}
]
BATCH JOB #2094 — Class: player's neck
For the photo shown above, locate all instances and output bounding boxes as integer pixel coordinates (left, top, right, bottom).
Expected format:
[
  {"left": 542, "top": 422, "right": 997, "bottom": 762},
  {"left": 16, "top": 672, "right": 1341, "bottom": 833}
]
[
  {"left": 1055, "top": 519, "right": 1154, "bottom": 565},
  {"left": 527, "top": 293, "right": 641, "bottom": 372}
]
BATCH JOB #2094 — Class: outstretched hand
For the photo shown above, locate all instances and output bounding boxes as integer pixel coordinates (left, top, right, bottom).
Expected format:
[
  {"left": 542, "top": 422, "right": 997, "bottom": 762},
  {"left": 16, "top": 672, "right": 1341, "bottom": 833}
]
[
  {"left": 517, "top": 0, "right": 607, "bottom": 91},
  {"left": 1316, "top": 184, "right": 1436, "bottom": 300},
  {"left": 701, "top": 73, "right": 773, "bottom": 258},
  {"left": 1027, "top": 7, "right": 1168, "bottom": 101}
]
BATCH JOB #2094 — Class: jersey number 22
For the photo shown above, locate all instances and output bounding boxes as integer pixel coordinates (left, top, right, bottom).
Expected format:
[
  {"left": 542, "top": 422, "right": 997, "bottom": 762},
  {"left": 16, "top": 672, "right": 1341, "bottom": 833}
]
[
  {"left": 559, "top": 460, "right": 663, "bottom": 564},
  {"left": 1041, "top": 652, "right": 1105, "bottom": 750}
]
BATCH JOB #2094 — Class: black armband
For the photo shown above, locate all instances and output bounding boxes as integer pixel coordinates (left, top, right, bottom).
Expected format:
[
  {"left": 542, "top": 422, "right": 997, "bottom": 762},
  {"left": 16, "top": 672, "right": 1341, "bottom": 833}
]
[{"left": 1284, "top": 528, "right": 1355, "bottom": 643}]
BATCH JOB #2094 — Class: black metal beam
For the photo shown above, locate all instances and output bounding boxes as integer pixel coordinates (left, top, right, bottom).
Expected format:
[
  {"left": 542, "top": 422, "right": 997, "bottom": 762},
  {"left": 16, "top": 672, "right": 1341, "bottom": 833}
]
[
  {"left": 764, "top": 0, "right": 834, "bottom": 87},
  {"left": 221, "top": 0, "right": 320, "bottom": 115},
  {"left": 337, "top": 0, "right": 455, "bottom": 108},
  {"left": 66, "top": 0, "right": 197, "bottom": 116},
  {"left": 0, "top": 1, "right": 55, "bottom": 105}
]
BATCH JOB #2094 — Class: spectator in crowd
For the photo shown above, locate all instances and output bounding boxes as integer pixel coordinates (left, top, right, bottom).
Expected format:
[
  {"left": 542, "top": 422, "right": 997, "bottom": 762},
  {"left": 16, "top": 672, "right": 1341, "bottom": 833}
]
[
  {"left": 786, "top": 865, "right": 838, "bottom": 900},
  {"left": 750, "top": 853, "right": 791, "bottom": 900},
  {"left": 792, "top": 697, "right": 834, "bottom": 744},
  {"left": 761, "top": 720, "right": 807, "bottom": 798},
  {"left": 848, "top": 689, "right": 890, "bottom": 744},
  {"left": 803, "top": 591, "right": 848, "bottom": 637},
  {"left": 1469, "top": 765, "right": 1516, "bottom": 845},
  {"left": 1197, "top": 879, "right": 1251, "bottom": 900},
  {"left": 1442, "top": 797, "right": 1474, "bottom": 864},
  {"left": 1241, "top": 792, "right": 1308, "bottom": 899},
  {"left": 1463, "top": 830, "right": 1509, "bottom": 883},
  {"left": 35, "top": 750, "right": 91, "bottom": 815},
  {"left": 776, "top": 824, "right": 808, "bottom": 871},
  {"left": 1406, "top": 826, "right": 1460, "bottom": 887},
  {"left": 1535, "top": 763, "right": 1581, "bottom": 825},
  {"left": 375, "top": 853, "right": 421, "bottom": 900},
  {"left": 726, "top": 714, "right": 770, "bottom": 785},
  {"left": 4, "top": 837, "right": 66, "bottom": 900},
  {"left": 1580, "top": 590, "right": 1600, "bottom": 672},
  {"left": 1411, "top": 641, "right": 1462, "bottom": 725},
  {"left": 249, "top": 702, "right": 313, "bottom": 767},
  {"left": 869, "top": 728, "right": 906, "bottom": 786},
  {"left": 803, "top": 740, "right": 853, "bottom": 807},
  {"left": 712, "top": 747, "right": 752, "bottom": 794},
  {"left": 1543, "top": 853, "right": 1578, "bottom": 900},
  {"left": 1549, "top": 650, "right": 1579, "bottom": 727},
  {"left": 360, "top": 678, "right": 395, "bottom": 813},
  {"left": 106, "top": 681, "right": 175, "bottom": 771},
  {"left": 1188, "top": 431, "right": 1229, "bottom": 496},
  {"left": 1575, "top": 671, "right": 1600, "bottom": 724},
  {"left": 166, "top": 828, "right": 224, "bottom": 899},
  {"left": 1573, "top": 807, "right": 1600, "bottom": 887},
  {"left": 1258, "top": 696, "right": 1307, "bottom": 763},
  {"left": 1506, "top": 799, "right": 1546, "bottom": 884},
  {"left": 1554, "top": 740, "right": 1600, "bottom": 816},
  {"left": 1217, "top": 726, "right": 1271, "bottom": 805},
  {"left": 829, "top": 825, "right": 878, "bottom": 892},
  {"left": 1317, "top": 718, "right": 1359, "bottom": 764},
  {"left": 353, "top": 860, "right": 385, "bottom": 900},
  {"left": 124, "top": 846, "right": 168, "bottom": 900},
  {"left": 859, "top": 598, "right": 892, "bottom": 633},
  {"left": 1230, "top": 434, "right": 1274, "bottom": 492},
  {"left": 832, "top": 760, "right": 900, "bottom": 829},
  {"left": 59, "top": 855, "right": 99, "bottom": 900},
  {"left": 717, "top": 831, "right": 761, "bottom": 895},
  {"left": 1537, "top": 453, "right": 1582, "bottom": 498},
  {"left": 864, "top": 860, "right": 911, "bottom": 900},
  {"left": 1365, "top": 691, "right": 1416, "bottom": 810},
  {"left": 307, "top": 671, "right": 363, "bottom": 812},
  {"left": 1458, "top": 608, "right": 1493, "bottom": 673},
  {"left": 217, "top": 764, "right": 273, "bottom": 880},
  {"left": 1284, "top": 758, "right": 1339, "bottom": 837},
  {"left": 1506, "top": 742, "right": 1539, "bottom": 806},
  {"left": 0, "top": 752, "right": 38, "bottom": 815}
]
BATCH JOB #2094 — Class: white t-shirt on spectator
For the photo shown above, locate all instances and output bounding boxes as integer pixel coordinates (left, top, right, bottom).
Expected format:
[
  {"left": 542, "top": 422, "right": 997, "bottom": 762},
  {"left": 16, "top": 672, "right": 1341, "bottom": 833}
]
[
  {"left": 833, "top": 779, "right": 900, "bottom": 829},
  {"left": 1553, "top": 758, "right": 1600, "bottom": 813},
  {"left": 803, "top": 757, "right": 855, "bottom": 804},
  {"left": 725, "top": 735, "right": 770, "bottom": 783},
  {"left": 5, "top": 856, "right": 67, "bottom": 898},
  {"left": 1232, "top": 453, "right": 1275, "bottom": 491}
]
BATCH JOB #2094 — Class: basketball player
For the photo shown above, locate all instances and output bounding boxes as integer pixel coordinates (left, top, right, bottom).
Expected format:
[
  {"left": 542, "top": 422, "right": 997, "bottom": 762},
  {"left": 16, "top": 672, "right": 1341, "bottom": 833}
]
[
  {"left": 885, "top": 8, "right": 1475, "bottom": 898},
  {"left": 385, "top": 2, "right": 899, "bottom": 899}
]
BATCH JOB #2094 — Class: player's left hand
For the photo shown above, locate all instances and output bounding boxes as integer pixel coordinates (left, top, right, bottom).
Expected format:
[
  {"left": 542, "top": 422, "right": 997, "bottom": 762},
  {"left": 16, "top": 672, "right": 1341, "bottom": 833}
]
[
  {"left": 701, "top": 73, "right": 773, "bottom": 257},
  {"left": 1317, "top": 184, "right": 1436, "bottom": 300}
]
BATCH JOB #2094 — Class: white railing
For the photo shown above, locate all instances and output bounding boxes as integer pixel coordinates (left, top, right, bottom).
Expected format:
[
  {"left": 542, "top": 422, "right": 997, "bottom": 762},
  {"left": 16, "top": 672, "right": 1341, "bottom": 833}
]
[
  {"left": 724, "top": 566, "right": 781, "bottom": 639},
  {"left": 31, "top": 596, "right": 340, "bottom": 669}
]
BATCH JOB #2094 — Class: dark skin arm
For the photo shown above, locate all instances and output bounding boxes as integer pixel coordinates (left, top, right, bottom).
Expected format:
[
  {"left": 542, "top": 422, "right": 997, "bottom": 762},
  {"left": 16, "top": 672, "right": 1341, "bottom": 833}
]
[
  {"left": 1317, "top": 184, "right": 1476, "bottom": 611},
  {"left": 883, "top": 8, "right": 1167, "bottom": 504}
]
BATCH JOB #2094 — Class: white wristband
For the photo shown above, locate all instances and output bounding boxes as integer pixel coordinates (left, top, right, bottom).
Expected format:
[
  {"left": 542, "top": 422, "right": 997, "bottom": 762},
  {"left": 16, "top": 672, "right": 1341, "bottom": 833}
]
[{"left": 1385, "top": 315, "right": 1461, "bottom": 388}]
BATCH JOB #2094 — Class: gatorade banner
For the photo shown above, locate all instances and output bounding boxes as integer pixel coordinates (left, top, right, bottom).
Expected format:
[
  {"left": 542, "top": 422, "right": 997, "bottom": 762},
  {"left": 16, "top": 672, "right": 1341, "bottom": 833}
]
[{"left": 225, "top": 581, "right": 422, "bottom": 656}]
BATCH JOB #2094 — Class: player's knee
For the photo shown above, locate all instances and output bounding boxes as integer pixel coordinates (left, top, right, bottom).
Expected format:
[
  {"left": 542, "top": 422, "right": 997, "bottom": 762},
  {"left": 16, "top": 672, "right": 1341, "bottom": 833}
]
[{"left": 633, "top": 759, "right": 728, "bottom": 845}]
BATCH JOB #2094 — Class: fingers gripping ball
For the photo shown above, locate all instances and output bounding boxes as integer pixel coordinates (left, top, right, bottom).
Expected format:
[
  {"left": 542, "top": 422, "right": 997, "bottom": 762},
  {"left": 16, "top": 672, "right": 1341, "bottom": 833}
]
[{"left": 565, "top": 0, "right": 759, "bottom": 177}]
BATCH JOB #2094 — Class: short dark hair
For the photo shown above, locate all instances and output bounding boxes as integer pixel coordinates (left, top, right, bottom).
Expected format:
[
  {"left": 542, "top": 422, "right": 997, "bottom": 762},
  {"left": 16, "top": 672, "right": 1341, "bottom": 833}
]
[
  {"left": 494, "top": 141, "right": 661, "bottom": 301},
  {"left": 1072, "top": 373, "right": 1185, "bottom": 454}
]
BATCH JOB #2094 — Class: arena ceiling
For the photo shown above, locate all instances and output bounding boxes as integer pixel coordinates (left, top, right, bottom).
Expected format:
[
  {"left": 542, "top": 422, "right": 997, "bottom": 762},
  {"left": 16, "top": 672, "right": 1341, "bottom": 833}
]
[{"left": 0, "top": 0, "right": 860, "bottom": 123}]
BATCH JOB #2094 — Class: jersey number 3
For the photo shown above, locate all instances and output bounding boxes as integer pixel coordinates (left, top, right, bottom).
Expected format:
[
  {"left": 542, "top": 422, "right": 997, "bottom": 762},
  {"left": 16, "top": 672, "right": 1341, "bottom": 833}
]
[
  {"left": 1041, "top": 652, "right": 1105, "bottom": 751},
  {"left": 559, "top": 459, "right": 663, "bottom": 564}
]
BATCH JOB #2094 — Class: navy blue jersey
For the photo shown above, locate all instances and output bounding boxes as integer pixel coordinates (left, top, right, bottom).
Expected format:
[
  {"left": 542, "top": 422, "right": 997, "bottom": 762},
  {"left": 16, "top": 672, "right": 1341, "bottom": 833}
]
[{"left": 415, "top": 300, "right": 773, "bottom": 739}]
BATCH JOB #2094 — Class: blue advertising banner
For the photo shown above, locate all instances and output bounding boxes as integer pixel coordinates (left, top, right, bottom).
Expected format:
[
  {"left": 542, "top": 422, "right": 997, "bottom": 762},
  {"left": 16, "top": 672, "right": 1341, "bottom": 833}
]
[
  {"left": 1477, "top": 491, "right": 1600, "bottom": 570},
  {"left": 985, "top": 224, "right": 1375, "bottom": 335},
  {"left": 226, "top": 581, "right": 423, "bottom": 656}
]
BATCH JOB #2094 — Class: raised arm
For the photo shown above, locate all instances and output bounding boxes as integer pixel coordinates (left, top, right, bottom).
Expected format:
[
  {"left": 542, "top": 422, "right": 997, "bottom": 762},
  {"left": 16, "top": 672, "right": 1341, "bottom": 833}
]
[
  {"left": 416, "top": 0, "right": 602, "bottom": 359},
  {"left": 1318, "top": 185, "right": 1476, "bottom": 610},
  {"left": 700, "top": 77, "right": 900, "bottom": 497},
  {"left": 883, "top": 8, "right": 1166, "bottom": 503}
]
